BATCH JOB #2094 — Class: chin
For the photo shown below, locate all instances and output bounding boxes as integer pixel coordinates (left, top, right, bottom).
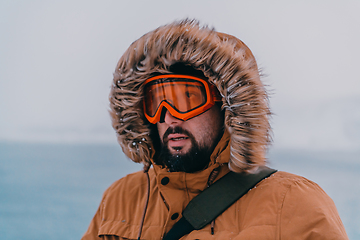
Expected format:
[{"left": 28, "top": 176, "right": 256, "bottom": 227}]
[{"left": 168, "top": 146, "right": 191, "bottom": 155}]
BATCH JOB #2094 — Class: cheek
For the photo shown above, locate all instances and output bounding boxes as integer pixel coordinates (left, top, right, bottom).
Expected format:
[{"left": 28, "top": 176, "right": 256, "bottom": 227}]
[
  {"left": 200, "top": 108, "right": 223, "bottom": 144},
  {"left": 192, "top": 114, "right": 222, "bottom": 146},
  {"left": 204, "top": 122, "right": 219, "bottom": 143},
  {"left": 156, "top": 123, "right": 166, "bottom": 142}
]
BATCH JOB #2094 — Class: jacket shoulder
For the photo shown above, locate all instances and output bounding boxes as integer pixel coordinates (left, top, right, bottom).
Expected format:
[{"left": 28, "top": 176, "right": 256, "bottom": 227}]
[
  {"left": 105, "top": 169, "right": 149, "bottom": 194},
  {"left": 233, "top": 171, "right": 348, "bottom": 239},
  {"left": 271, "top": 171, "right": 348, "bottom": 240},
  {"left": 268, "top": 171, "right": 318, "bottom": 185}
]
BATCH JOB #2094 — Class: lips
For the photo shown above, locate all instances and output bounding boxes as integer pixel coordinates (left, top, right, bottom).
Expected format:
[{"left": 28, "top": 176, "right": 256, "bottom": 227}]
[
  {"left": 166, "top": 133, "right": 189, "bottom": 148},
  {"left": 168, "top": 134, "right": 189, "bottom": 141}
]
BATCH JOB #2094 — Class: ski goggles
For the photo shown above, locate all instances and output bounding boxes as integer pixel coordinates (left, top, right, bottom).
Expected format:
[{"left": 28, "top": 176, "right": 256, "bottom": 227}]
[{"left": 143, "top": 74, "right": 221, "bottom": 124}]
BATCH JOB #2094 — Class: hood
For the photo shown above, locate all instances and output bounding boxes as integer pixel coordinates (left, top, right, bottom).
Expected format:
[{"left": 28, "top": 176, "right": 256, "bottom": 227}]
[{"left": 109, "top": 19, "right": 271, "bottom": 172}]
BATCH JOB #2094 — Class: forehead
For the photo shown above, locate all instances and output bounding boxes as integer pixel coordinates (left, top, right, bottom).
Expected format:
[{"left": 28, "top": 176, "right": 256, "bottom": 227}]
[
  {"left": 143, "top": 75, "right": 209, "bottom": 93},
  {"left": 144, "top": 74, "right": 208, "bottom": 84}
]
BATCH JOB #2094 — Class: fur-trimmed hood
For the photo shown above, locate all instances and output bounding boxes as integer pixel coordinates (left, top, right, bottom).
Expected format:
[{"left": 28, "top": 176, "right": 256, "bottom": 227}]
[{"left": 109, "top": 19, "right": 271, "bottom": 172}]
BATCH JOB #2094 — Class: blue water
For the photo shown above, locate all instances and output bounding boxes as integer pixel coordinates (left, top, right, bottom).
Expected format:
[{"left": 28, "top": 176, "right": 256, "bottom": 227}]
[{"left": 0, "top": 142, "right": 359, "bottom": 240}]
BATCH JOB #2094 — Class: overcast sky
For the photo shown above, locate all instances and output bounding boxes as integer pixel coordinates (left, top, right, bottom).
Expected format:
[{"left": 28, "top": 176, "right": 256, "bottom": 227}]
[{"left": 1, "top": 0, "right": 359, "bottom": 151}]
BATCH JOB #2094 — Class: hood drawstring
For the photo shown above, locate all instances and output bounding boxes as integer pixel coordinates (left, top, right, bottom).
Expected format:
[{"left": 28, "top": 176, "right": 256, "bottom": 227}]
[
  {"left": 207, "top": 167, "right": 220, "bottom": 235},
  {"left": 138, "top": 164, "right": 151, "bottom": 240}
]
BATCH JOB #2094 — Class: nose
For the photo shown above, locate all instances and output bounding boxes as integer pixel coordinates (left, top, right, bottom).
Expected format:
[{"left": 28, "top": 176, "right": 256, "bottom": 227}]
[{"left": 163, "top": 109, "right": 183, "bottom": 125}]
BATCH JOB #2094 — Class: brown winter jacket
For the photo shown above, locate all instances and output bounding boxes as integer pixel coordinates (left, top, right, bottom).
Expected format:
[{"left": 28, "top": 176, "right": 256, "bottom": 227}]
[{"left": 81, "top": 130, "right": 348, "bottom": 240}]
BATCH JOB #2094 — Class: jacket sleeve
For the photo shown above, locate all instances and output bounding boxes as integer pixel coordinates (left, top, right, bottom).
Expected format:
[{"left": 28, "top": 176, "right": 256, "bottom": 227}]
[
  {"left": 280, "top": 178, "right": 348, "bottom": 240},
  {"left": 81, "top": 188, "right": 110, "bottom": 240},
  {"left": 81, "top": 205, "right": 102, "bottom": 240}
]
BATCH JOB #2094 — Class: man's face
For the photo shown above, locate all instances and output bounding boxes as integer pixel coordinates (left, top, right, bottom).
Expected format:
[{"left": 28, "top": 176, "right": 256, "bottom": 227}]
[{"left": 156, "top": 103, "right": 224, "bottom": 172}]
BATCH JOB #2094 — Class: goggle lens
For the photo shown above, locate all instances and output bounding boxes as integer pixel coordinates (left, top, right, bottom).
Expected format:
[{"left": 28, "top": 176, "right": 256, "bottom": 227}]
[
  {"left": 145, "top": 80, "right": 207, "bottom": 117},
  {"left": 143, "top": 75, "right": 220, "bottom": 123}
]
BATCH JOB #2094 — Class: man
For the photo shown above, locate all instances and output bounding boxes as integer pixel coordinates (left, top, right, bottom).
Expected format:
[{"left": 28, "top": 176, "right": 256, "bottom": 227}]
[{"left": 82, "top": 19, "right": 348, "bottom": 239}]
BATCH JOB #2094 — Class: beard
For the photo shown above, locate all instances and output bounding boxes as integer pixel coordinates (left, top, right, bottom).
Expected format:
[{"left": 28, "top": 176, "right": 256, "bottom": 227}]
[{"left": 157, "top": 126, "right": 214, "bottom": 173}]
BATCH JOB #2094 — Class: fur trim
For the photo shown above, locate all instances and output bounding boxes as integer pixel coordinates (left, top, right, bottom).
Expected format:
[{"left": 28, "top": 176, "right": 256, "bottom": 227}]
[{"left": 109, "top": 19, "right": 271, "bottom": 172}]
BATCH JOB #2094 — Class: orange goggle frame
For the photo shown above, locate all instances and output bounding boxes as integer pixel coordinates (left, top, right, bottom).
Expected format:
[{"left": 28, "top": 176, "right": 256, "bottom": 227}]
[{"left": 143, "top": 74, "right": 221, "bottom": 124}]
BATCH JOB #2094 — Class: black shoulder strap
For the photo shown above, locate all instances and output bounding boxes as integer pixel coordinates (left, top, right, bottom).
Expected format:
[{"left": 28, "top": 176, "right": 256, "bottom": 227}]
[{"left": 163, "top": 166, "right": 277, "bottom": 240}]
